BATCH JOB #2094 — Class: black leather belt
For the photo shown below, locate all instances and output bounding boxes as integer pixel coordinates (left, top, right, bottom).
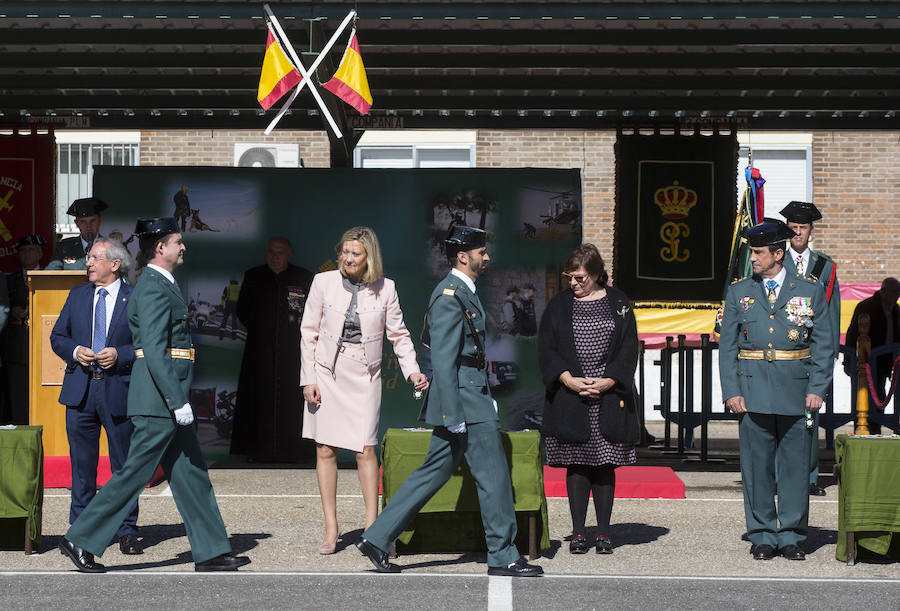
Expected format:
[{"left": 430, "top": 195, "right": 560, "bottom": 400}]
[{"left": 457, "top": 355, "right": 487, "bottom": 370}]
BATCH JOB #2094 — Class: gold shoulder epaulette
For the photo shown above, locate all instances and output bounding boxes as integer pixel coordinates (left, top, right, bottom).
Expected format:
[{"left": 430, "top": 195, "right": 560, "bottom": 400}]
[
  {"left": 443, "top": 288, "right": 455, "bottom": 296},
  {"left": 731, "top": 276, "right": 748, "bottom": 285}
]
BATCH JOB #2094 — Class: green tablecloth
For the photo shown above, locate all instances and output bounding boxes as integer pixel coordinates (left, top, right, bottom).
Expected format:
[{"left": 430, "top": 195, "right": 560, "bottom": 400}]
[
  {"left": 0, "top": 426, "right": 44, "bottom": 549},
  {"left": 834, "top": 434, "right": 900, "bottom": 562},
  {"left": 381, "top": 428, "right": 550, "bottom": 554}
]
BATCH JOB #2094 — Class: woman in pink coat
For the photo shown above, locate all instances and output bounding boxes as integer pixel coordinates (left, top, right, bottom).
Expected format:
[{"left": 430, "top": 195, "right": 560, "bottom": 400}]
[{"left": 300, "top": 226, "right": 429, "bottom": 555}]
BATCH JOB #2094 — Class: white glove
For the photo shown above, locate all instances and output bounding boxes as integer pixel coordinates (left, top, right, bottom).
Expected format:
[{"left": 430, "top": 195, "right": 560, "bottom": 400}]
[
  {"left": 173, "top": 404, "right": 194, "bottom": 426},
  {"left": 447, "top": 422, "right": 467, "bottom": 434}
]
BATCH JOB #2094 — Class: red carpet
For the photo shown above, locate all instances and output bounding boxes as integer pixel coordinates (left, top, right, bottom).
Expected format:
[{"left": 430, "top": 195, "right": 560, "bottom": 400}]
[
  {"left": 44, "top": 456, "right": 166, "bottom": 489},
  {"left": 543, "top": 466, "right": 685, "bottom": 499}
]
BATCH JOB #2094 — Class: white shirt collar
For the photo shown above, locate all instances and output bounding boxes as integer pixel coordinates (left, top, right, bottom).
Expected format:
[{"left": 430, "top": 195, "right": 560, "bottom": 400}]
[
  {"left": 95, "top": 278, "right": 121, "bottom": 301},
  {"left": 787, "top": 246, "right": 809, "bottom": 265},
  {"left": 147, "top": 263, "right": 176, "bottom": 284},
  {"left": 450, "top": 268, "right": 476, "bottom": 293},
  {"left": 764, "top": 266, "right": 788, "bottom": 290}
]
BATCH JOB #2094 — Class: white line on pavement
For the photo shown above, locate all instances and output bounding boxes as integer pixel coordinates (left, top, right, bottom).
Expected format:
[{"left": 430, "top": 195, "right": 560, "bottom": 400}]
[
  {"left": 487, "top": 576, "right": 513, "bottom": 611},
  {"left": 1, "top": 571, "right": 897, "bottom": 584}
]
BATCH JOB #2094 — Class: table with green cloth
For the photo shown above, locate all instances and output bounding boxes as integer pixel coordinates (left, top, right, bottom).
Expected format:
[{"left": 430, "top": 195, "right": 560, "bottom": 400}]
[
  {"left": 380, "top": 428, "right": 550, "bottom": 558},
  {"left": 0, "top": 425, "right": 44, "bottom": 553},
  {"left": 834, "top": 434, "right": 900, "bottom": 564}
]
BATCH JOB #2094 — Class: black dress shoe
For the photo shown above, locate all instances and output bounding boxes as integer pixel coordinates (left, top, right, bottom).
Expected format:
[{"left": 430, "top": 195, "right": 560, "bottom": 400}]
[
  {"left": 118, "top": 534, "right": 143, "bottom": 555},
  {"left": 595, "top": 535, "right": 614, "bottom": 554},
  {"left": 59, "top": 537, "right": 106, "bottom": 573},
  {"left": 194, "top": 553, "right": 251, "bottom": 572},
  {"left": 487, "top": 557, "right": 544, "bottom": 577},
  {"left": 356, "top": 538, "right": 400, "bottom": 573},
  {"left": 569, "top": 534, "right": 589, "bottom": 554},
  {"left": 780, "top": 544, "right": 806, "bottom": 561},
  {"left": 750, "top": 544, "right": 776, "bottom": 560},
  {"left": 809, "top": 484, "right": 826, "bottom": 496}
]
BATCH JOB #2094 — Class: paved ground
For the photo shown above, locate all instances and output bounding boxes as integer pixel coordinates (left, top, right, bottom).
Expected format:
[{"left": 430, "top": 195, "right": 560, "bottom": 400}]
[{"left": 2, "top": 423, "right": 897, "bottom": 609}]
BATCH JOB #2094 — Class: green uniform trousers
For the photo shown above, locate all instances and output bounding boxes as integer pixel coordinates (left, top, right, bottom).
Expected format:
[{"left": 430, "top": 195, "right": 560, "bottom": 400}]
[
  {"left": 739, "top": 412, "right": 811, "bottom": 548},
  {"left": 66, "top": 415, "right": 231, "bottom": 563},
  {"left": 363, "top": 421, "right": 521, "bottom": 568}
]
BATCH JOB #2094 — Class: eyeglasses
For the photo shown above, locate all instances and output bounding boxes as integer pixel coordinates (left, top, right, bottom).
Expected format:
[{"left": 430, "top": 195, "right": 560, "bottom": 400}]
[
  {"left": 86, "top": 255, "right": 107, "bottom": 262},
  {"left": 562, "top": 272, "right": 590, "bottom": 284}
]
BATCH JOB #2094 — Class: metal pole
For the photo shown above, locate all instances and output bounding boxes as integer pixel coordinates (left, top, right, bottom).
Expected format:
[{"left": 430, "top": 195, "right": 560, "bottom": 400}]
[
  {"left": 663, "top": 336, "right": 673, "bottom": 449},
  {"left": 676, "top": 334, "right": 686, "bottom": 454},
  {"left": 700, "top": 333, "right": 711, "bottom": 462}
]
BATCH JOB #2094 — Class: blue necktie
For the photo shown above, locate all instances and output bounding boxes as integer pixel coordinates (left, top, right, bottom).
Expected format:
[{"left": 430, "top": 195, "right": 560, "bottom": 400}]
[{"left": 92, "top": 287, "right": 108, "bottom": 354}]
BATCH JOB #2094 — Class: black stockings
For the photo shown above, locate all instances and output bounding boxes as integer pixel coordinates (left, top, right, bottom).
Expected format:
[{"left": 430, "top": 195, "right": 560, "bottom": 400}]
[{"left": 566, "top": 464, "right": 616, "bottom": 537}]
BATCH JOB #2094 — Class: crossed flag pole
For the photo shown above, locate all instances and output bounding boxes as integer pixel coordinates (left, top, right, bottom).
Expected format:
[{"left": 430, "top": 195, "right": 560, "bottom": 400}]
[{"left": 261, "top": 5, "right": 358, "bottom": 137}]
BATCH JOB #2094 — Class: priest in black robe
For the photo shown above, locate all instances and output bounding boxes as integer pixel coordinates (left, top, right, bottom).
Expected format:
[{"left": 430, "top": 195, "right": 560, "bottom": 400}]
[{"left": 230, "top": 237, "right": 315, "bottom": 463}]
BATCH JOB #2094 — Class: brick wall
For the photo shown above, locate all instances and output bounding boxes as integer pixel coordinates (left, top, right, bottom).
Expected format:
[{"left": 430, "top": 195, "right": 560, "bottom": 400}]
[
  {"left": 140, "top": 130, "right": 330, "bottom": 167},
  {"left": 812, "top": 131, "right": 900, "bottom": 282}
]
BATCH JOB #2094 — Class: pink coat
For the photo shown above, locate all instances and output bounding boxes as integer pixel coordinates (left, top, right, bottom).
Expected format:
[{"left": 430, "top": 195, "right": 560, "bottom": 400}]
[{"left": 299, "top": 270, "right": 420, "bottom": 387}]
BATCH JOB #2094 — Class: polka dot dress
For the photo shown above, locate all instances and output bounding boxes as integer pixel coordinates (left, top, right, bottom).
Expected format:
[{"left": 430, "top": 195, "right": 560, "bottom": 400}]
[{"left": 545, "top": 296, "right": 637, "bottom": 467}]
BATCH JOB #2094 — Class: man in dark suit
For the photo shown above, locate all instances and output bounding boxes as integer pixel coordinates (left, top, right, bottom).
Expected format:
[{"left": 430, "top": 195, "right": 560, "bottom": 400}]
[
  {"left": 50, "top": 237, "right": 142, "bottom": 555},
  {"left": 719, "top": 219, "right": 833, "bottom": 561},
  {"left": 59, "top": 218, "right": 250, "bottom": 573},
  {"left": 357, "top": 226, "right": 543, "bottom": 577},
  {"left": 46, "top": 197, "right": 107, "bottom": 270},
  {"left": 780, "top": 200, "right": 840, "bottom": 496},
  {"left": 844, "top": 277, "right": 900, "bottom": 434}
]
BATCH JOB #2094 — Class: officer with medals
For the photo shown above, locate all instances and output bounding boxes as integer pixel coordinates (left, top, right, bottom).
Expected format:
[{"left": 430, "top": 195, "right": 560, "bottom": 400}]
[
  {"left": 719, "top": 218, "right": 834, "bottom": 561},
  {"left": 779, "top": 200, "right": 840, "bottom": 496},
  {"left": 46, "top": 197, "right": 108, "bottom": 270},
  {"left": 357, "top": 226, "right": 542, "bottom": 577}
]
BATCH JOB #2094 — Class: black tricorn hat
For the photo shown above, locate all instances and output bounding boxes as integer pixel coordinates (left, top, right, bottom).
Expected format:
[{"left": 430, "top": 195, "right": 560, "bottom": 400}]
[
  {"left": 17, "top": 234, "right": 48, "bottom": 247},
  {"left": 745, "top": 218, "right": 797, "bottom": 247},
  {"left": 66, "top": 197, "right": 108, "bottom": 218},
  {"left": 780, "top": 200, "right": 822, "bottom": 224},
  {"left": 445, "top": 225, "right": 487, "bottom": 250},
  {"left": 134, "top": 217, "right": 180, "bottom": 236}
]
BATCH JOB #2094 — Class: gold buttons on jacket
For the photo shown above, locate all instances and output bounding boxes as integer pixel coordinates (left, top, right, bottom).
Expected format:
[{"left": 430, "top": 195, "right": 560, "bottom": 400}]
[
  {"left": 769, "top": 314, "right": 775, "bottom": 319},
  {"left": 769, "top": 328, "right": 774, "bottom": 333}
]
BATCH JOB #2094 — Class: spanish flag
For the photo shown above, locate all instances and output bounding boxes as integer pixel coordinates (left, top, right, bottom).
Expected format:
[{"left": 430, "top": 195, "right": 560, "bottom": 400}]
[
  {"left": 322, "top": 30, "right": 373, "bottom": 115},
  {"left": 257, "top": 28, "right": 303, "bottom": 111}
]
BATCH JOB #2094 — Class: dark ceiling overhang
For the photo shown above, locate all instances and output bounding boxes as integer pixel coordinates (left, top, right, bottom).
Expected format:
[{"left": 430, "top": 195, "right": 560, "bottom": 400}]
[{"left": 1, "top": 1, "right": 898, "bottom": 134}]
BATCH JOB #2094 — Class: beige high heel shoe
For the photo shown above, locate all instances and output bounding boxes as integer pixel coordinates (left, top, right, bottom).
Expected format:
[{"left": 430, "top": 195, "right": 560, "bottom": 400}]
[{"left": 318, "top": 528, "right": 339, "bottom": 555}]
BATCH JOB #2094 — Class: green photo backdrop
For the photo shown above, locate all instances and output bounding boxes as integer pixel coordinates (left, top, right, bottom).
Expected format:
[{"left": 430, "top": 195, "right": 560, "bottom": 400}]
[{"left": 93, "top": 166, "right": 581, "bottom": 459}]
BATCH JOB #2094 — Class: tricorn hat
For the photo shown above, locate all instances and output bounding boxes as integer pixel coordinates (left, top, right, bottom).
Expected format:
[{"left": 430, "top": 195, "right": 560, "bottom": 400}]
[
  {"left": 66, "top": 197, "right": 108, "bottom": 218},
  {"left": 134, "top": 217, "right": 180, "bottom": 236},
  {"left": 17, "top": 234, "right": 48, "bottom": 247},
  {"left": 745, "top": 218, "right": 797, "bottom": 248},
  {"left": 780, "top": 200, "right": 822, "bottom": 224},
  {"left": 445, "top": 225, "right": 487, "bottom": 250}
]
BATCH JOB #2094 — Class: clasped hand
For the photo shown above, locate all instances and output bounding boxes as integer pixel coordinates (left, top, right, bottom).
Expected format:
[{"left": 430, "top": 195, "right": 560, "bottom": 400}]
[
  {"left": 75, "top": 346, "right": 118, "bottom": 369},
  {"left": 560, "top": 372, "right": 615, "bottom": 397}
]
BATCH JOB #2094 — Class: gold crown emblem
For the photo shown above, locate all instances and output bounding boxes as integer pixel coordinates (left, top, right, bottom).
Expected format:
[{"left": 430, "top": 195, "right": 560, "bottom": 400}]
[{"left": 654, "top": 180, "right": 697, "bottom": 219}]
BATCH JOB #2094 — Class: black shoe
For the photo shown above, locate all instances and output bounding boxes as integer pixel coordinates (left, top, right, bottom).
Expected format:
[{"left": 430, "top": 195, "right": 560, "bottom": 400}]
[
  {"left": 59, "top": 537, "right": 106, "bottom": 573},
  {"left": 118, "top": 534, "right": 143, "bottom": 555},
  {"left": 356, "top": 537, "right": 400, "bottom": 573},
  {"left": 595, "top": 535, "right": 614, "bottom": 554},
  {"left": 569, "top": 534, "right": 589, "bottom": 554},
  {"left": 487, "top": 557, "right": 543, "bottom": 577},
  {"left": 780, "top": 544, "right": 806, "bottom": 561},
  {"left": 809, "top": 484, "right": 826, "bottom": 496},
  {"left": 194, "top": 553, "right": 251, "bottom": 572},
  {"left": 750, "top": 544, "right": 776, "bottom": 560}
]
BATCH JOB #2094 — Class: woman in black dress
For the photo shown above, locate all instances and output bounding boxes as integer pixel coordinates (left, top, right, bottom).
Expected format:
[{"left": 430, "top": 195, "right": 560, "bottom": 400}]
[{"left": 538, "top": 244, "right": 639, "bottom": 554}]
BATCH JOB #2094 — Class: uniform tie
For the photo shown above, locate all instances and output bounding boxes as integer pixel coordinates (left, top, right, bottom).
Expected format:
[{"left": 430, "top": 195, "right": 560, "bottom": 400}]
[
  {"left": 766, "top": 280, "right": 778, "bottom": 306},
  {"left": 92, "top": 287, "right": 108, "bottom": 353},
  {"left": 795, "top": 255, "right": 805, "bottom": 275}
]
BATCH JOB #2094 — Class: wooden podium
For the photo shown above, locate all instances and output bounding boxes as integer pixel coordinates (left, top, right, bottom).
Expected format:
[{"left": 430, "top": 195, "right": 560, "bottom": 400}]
[{"left": 27, "top": 270, "right": 109, "bottom": 457}]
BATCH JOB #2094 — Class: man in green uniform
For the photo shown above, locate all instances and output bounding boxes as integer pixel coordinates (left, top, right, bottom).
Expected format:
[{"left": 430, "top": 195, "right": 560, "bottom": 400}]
[
  {"left": 780, "top": 200, "right": 840, "bottom": 496},
  {"left": 46, "top": 198, "right": 107, "bottom": 270},
  {"left": 59, "top": 217, "right": 250, "bottom": 573},
  {"left": 357, "top": 226, "right": 542, "bottom": 577},
  {"left": 719, "top": 218, "right": 833, "bottom": 561}
]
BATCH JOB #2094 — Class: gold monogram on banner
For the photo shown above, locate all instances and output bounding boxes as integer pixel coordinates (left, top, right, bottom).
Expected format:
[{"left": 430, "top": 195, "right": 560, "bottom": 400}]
[{"left": 654, "top": 180, "right": 696, "bottom": 263}]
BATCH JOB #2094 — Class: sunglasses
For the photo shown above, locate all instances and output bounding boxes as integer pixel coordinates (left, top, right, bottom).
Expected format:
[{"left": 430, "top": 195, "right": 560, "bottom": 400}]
[{"left": 561, "top": 272, "right": 590, "bottom": 284}]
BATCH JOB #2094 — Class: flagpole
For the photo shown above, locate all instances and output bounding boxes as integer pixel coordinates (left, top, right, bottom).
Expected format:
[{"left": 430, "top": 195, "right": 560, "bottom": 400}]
[{"left": 263, "top": 4, "right": 343, "bottom": 138}]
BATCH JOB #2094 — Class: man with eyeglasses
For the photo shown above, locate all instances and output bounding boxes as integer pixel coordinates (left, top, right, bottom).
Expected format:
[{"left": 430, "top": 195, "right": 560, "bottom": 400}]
[{"left": 50, "top": 237, "right": 143, "bottom": 555}]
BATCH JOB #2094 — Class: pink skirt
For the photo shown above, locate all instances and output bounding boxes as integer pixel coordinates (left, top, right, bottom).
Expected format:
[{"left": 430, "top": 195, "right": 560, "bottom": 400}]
[{"left": 301, "top": 342, "right": 382, "bottom": 453}]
